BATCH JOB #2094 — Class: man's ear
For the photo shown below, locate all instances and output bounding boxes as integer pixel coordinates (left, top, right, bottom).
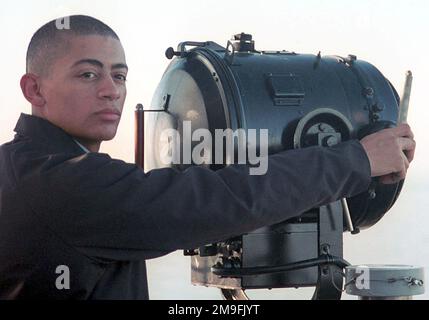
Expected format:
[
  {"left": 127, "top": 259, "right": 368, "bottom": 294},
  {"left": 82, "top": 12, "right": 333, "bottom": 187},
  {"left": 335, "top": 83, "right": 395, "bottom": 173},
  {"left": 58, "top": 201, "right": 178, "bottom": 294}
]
[{"left": 20, "top": 74, "right": 46, "bottom": 108}]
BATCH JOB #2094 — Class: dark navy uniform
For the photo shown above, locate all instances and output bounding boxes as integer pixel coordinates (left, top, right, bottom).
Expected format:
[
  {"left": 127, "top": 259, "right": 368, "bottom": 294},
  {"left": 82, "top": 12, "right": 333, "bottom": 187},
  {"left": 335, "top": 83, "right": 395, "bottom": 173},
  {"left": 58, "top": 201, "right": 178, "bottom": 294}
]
[{"left": 0, "top": 113, "right": 371, "bottom": 299}]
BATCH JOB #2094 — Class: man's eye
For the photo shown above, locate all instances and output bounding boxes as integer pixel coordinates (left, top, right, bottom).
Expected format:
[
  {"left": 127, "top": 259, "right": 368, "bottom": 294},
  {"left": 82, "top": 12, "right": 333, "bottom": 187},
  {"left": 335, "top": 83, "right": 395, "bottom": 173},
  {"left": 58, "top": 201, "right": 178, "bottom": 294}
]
[
  {"left": 115, "top": 74, "right": 127, "bottom": 82},
  {"left": 80, "top": 72, "right": 97, "bottom": 79}
]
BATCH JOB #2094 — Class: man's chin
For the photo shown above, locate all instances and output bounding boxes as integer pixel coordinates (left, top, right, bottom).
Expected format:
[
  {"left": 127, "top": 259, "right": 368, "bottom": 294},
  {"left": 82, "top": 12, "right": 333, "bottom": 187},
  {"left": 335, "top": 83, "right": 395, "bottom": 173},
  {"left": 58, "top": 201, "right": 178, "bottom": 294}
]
[
  {"left": 78, "top": 132, "right": 117, "bottom": 144},
  {"left": 101, "top": 135, "right": 115, "bottom": 141},
  {"left": 98, "top": 129, "right": 118, "bottom": 141},
  {"left": 93, "top": 123, "right": 119, "bottom": 141}
]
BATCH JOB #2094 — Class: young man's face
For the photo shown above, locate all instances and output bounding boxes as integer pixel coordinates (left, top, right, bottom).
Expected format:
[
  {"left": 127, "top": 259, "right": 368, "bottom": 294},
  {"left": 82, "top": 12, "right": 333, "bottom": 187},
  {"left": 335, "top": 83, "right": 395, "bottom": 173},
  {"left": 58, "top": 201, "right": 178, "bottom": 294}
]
[{"left": 38, "top": 35, "right": 127, "bottom": 145}]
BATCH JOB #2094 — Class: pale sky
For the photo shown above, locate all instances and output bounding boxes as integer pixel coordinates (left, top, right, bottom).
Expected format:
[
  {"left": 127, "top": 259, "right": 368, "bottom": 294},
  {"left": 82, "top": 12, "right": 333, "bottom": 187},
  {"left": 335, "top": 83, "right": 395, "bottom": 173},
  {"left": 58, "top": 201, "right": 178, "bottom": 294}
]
[{"left": 1, "top": 0, "right": 428, "bottom": 299}]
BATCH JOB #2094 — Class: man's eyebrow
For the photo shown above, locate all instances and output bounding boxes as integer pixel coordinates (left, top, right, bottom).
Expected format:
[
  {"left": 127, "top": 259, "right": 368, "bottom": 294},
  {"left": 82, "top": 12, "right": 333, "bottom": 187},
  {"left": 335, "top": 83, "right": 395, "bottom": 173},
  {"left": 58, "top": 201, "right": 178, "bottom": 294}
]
[
  {"left": 72, "top": 59, "right": 104, "bottom": 69},
  {"left": 112, "top": 63, "right": 128, "bottom": 71},
  {"left": 71, "top": 59, "right": 128, "bottom": 71}
]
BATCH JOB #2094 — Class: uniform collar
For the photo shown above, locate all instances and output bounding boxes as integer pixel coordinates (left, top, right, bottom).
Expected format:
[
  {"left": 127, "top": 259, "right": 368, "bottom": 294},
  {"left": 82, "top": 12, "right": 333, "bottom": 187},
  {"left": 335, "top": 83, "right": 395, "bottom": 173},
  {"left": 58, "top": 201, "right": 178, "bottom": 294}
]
[
  {"left": 73, "top": 138, "right": 91, "bottom": 153},
  {"left": 14, "top": 113, "right": 87, "bottom": 155}
]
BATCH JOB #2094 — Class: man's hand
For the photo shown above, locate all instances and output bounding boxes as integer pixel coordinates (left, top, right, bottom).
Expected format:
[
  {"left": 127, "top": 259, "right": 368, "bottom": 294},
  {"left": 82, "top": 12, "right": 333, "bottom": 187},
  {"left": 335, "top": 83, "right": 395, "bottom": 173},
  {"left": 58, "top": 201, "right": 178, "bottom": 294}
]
[{"left": 360, "top": 124, "right": 416, "bottom": 184}]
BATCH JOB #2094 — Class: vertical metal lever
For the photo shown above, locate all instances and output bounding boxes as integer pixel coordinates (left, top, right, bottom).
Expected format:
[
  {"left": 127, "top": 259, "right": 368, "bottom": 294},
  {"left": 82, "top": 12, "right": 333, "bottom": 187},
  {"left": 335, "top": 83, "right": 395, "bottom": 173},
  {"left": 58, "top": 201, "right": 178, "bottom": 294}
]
[{"left": 341, "top": 198, "right": 360, "bottom": 235}]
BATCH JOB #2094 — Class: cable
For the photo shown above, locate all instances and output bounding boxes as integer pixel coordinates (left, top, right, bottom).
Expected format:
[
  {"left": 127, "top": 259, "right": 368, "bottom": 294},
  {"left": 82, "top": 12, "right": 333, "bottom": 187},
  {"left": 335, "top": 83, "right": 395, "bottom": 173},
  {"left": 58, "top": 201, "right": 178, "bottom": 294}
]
[{"left": 211, "top": 254, "right": 350, "bottom": 277}]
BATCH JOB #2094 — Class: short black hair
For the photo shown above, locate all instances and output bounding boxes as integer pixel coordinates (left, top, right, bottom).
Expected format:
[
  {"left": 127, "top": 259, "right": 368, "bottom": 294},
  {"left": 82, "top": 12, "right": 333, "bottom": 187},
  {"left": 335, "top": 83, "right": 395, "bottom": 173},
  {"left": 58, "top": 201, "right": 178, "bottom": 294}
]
[{"left": 26, "top": 15, "right": 120, "bottom": 76}]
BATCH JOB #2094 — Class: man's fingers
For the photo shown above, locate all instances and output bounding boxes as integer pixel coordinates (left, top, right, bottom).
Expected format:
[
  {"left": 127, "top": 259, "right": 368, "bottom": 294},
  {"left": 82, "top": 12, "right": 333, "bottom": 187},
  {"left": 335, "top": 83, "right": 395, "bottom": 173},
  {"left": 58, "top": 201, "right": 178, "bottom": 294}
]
[
  {"left": 398, "top": 137, "right": 416, "bottom": 151},
  {"left": 379, "top": 174, "right": 400, "bottom": 185},
  {"left": 393, "top": 170, "right": 407, "bottom": 182},
  {"left": 379, "top": 170, "right": 407, "bottom": 185},
  {"left": 379, "top": 175, "right": 394, "bottom": 184},
  {"left": 401, "top": 152, "right": 410, "bottom": 170},
  {"left": 381, "top": 151, "right": 408, "bottom": 184},
  {"left": 395, "top": 169, "right": 407, "bottom": 182},
  {"left": 398, "top": 137, "right": 416, "bottom": 162},
  {"left": 404, "top": 147, "right": 415, "bottom": 163},
  {"left": 393, "top": 123, "right": 414, "bottom": 139}
]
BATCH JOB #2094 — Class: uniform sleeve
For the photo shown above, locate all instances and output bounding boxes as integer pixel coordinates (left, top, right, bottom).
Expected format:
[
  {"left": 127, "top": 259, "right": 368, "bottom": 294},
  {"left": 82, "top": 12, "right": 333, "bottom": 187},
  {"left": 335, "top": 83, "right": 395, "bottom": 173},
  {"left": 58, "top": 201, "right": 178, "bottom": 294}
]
[{"left": 19, "top": 139, "right": 371, "bottom": 261}]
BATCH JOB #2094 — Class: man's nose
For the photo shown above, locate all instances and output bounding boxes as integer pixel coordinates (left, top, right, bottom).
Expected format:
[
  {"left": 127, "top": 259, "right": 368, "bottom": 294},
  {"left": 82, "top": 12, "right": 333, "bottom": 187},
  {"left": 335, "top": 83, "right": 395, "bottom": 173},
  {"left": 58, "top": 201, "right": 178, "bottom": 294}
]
[{"left": 98, "top": 76, "right": 121, "bottom": 101}]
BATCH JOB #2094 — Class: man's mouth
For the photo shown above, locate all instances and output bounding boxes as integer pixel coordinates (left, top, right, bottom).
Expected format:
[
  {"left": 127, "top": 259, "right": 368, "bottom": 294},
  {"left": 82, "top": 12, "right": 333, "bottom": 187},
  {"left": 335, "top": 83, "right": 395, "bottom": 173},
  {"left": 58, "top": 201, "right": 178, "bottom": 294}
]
[{"left": 95, "top": 108, "right": 121, "bottom": 121}]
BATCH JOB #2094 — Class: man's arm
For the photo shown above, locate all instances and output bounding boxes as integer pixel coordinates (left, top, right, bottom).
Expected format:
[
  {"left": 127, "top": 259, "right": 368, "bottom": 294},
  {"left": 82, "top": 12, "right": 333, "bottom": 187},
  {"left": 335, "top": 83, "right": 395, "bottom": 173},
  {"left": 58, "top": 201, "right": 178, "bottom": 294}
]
[{"left": 17, "top": 138, "right": 373, "bottom": 262}]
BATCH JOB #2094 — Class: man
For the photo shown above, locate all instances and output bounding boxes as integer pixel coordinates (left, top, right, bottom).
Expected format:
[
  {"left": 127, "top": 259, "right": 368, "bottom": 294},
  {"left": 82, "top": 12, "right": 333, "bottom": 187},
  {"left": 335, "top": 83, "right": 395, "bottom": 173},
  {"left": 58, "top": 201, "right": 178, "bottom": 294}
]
[{"left": 0, "top": 15, "right": 415, "bottom": 299}]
